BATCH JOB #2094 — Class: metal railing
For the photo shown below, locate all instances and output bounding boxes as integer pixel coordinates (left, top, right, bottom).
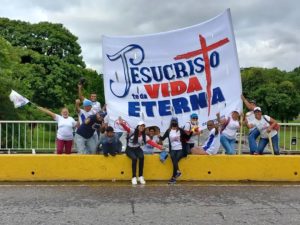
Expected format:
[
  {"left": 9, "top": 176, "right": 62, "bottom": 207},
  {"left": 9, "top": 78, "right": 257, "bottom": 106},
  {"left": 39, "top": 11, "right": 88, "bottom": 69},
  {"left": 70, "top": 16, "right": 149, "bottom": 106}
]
[
  {"left": 0, "top": 121, "right": 299, "bottom": 154},
  {"left": 0, "top": 121, "right": 58, "bottom": 153},
  {"left": 277, "top": 123, "right": 299, "bottom": 153}
]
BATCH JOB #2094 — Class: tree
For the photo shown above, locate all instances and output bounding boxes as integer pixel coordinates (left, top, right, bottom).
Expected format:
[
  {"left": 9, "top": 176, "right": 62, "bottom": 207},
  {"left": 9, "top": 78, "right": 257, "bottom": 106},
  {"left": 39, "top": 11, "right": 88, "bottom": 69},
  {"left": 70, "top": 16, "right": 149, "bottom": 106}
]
[
  {"left": 0, "top": 18, "right": 85, "bottom": 67},
  {"left": 0, "top": 18, "right": 104, "bottom": 120},
  {"left": 241, "top": 67, "right": 300, "bottom": 122}
]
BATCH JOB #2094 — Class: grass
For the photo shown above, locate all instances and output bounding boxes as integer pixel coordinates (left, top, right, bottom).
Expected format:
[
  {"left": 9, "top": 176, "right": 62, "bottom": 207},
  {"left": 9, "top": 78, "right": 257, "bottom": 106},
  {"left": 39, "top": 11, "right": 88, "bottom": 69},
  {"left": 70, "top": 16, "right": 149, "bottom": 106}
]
[
  {"left": 278, "top": 125, "right": 299, "bottom": 152},
  {"left": 1, "top": 123, "right": 57, "bottom": 153}
]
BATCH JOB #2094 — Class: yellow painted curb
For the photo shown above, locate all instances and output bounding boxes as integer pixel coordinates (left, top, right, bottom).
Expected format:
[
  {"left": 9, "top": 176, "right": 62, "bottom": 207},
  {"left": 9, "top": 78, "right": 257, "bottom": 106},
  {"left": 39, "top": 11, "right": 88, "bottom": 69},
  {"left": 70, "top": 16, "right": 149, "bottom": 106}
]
[{"left": 0, "top": 154, "right": 299, "bottom": 181}]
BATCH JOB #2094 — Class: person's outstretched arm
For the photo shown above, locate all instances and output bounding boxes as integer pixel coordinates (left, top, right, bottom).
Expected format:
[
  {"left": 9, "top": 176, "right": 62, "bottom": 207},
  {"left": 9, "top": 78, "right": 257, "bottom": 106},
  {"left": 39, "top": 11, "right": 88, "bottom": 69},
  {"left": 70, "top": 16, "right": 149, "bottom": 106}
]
[
  {"left": 241, "top": 95, "right": 255, "bottom": 111},
  {"left": 37, "top": 106, "right": 56, "bottom": 120},
  {"left": 75, "top": 99, "right": 81, "bottom": 114},
  {"left": 78, "top": 83, "right": 85, "bottom": 102}
]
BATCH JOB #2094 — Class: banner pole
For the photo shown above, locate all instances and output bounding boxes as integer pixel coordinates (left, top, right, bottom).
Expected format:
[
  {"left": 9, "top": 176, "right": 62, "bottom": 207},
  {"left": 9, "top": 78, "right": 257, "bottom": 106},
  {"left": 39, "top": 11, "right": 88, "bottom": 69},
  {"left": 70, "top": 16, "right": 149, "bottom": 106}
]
[
  {"left": 268, "top": 134, "right": 275, "bottom": 155},
  {"left": 238, "top": 114, "right": 243, "bottom": 155}
]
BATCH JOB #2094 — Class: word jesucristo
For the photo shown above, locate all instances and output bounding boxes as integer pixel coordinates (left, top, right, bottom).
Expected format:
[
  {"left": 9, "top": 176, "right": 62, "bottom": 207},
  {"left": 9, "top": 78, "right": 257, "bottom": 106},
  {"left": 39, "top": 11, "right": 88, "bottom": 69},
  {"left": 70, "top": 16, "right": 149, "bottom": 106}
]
[{"left": 107, "top": 44, "right": 225, "bottom": 117}]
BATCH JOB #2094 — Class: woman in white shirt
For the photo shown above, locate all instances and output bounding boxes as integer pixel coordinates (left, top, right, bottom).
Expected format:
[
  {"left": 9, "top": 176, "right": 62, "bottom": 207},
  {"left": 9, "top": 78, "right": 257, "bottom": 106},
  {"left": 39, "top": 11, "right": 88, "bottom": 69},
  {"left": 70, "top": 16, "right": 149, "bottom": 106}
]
[
  {"left": 245, "top": 107, "right": 280, "bottom": 155},
  {"left": 119, "top": 119, "right": 163, "bottom": 185},
  {"left": 160, "top": 117, "right": 192, "bottom": 184},
  {"left": 218, "top": 110, "right": 240, "bottom": 155},
  {"left": 38, "top": 107, "right": 76, "bottom": 154}
]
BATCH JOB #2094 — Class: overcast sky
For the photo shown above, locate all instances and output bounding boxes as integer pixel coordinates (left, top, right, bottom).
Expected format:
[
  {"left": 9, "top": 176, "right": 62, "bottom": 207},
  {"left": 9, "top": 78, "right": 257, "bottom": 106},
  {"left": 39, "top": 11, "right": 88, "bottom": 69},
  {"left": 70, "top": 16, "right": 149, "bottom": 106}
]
[{"left": 0, "top": 0, "right": 299, "bottom": 73}]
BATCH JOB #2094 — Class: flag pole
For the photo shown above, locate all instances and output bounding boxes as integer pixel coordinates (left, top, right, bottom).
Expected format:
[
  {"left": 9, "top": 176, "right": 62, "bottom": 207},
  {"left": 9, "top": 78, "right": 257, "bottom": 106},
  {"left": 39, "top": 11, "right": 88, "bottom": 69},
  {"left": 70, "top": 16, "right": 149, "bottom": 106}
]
[{"left": 238, "top": 113, "right": 244, "bottom": 155}]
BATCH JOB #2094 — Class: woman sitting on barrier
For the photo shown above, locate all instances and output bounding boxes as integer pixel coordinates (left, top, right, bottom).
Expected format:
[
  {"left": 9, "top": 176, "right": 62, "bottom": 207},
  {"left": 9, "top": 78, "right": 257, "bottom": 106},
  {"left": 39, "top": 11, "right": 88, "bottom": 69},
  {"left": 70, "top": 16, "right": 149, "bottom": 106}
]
[
  {"left": 217, "top": 110, "right": 241, "bottom": 155},
  {"left": 37, "top": 107, "right": 76, "bottom": 154},
  {"left": 160, "top": 117, "right": 192, "bottom": 184},
  {"left": 191, "top": 120, "right": 220, "bottom": 155},
  {"left": 245, "top": 107, "right": 280, "bottom": 155},
  {"left": 118, "top": 118, "right": 164, "bottom": 185}
]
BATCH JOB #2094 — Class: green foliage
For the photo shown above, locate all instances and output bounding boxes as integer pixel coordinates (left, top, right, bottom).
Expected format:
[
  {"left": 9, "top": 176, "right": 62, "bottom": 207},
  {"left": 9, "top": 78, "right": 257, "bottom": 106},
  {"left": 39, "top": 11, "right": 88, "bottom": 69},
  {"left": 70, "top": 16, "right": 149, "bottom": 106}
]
[
  {"left": 0, "top": 18, "right": 84, "bottom": 67},
  {"left": 241, "top": 67, "right": 300, "bottom": 122},
  {"left": 0, "top": 18, "right": 104, "bottom": 120}
]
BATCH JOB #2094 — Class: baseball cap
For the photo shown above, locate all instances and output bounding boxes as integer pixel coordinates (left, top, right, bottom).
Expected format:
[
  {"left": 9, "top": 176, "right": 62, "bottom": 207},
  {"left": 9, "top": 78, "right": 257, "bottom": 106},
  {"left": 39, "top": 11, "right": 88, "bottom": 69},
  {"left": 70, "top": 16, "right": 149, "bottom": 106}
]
[
  {"left": 83, "top": 99, "right": 92, "bottom": 107},
  {"left": 138, "top": 121, "right": 145, "bottom": 126},
  {"left": 171, "top": 117, "right": 178, "bottom": 122},
  {"left": 249, "top": 100, "right": 257, "bottom": 104},
  {"left": 190, "top": 113, "right": 198, "bottom": 119},
  {"left": 253, "top": 107, "right": 262, "bottom": 112},
  {"left": 232, "top": 109, "right": 240, "bottom": 114}
]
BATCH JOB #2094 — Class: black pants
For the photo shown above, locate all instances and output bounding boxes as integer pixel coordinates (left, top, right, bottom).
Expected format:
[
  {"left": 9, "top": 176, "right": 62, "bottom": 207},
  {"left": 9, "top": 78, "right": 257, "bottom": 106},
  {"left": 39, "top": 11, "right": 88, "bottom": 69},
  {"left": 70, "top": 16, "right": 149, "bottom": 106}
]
[
  {"left": 186, "top": 143, "right": 195, "bottom": 154},
  {"left": 170, "top": 150, "right": 185, "bottom": 177},
  {"left": 126, "top": 146, "right": 144, "bottom": 178}
]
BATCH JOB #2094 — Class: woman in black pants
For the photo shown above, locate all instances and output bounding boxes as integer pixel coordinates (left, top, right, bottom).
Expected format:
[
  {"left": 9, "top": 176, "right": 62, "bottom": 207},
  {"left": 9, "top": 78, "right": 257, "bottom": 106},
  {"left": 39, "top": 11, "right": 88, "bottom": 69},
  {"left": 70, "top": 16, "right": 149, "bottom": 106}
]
[
  {"left": 160, "top": 117, "right": 192, "bottom": 184},
  {"left": 119, "top": 119, "right": 163, "bottom": 185}
]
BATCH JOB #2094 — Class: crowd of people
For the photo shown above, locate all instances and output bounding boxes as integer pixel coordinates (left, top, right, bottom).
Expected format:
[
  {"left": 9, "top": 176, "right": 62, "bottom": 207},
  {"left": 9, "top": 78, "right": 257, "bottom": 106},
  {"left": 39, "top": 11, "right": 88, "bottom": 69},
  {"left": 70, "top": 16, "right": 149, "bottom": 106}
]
[{"left": 37, "top": 82, "right": 281, "bottom": 185}]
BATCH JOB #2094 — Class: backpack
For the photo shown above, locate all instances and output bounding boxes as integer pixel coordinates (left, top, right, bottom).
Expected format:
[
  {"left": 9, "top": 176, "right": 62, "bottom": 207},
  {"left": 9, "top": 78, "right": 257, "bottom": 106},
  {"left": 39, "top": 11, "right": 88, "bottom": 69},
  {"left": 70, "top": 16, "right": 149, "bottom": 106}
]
[{"left": 263, "top": 116, "right": 280, "bottom": 131}]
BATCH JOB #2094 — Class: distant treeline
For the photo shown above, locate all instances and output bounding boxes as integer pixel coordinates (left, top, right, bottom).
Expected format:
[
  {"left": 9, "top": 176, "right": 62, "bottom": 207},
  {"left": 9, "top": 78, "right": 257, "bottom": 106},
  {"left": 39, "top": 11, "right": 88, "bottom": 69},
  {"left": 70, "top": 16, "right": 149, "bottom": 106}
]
[{"left": 0, "top": 18, "right": 299, "bottom": 122}]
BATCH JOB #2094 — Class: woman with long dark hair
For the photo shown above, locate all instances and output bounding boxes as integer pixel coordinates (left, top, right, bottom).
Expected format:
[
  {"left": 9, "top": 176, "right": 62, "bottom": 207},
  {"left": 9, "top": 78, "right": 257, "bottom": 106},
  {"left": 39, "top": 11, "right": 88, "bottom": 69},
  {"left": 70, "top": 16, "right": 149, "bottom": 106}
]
[
  {"left": 119, "top": 119, "right": 164, "bottom": 185},
  {"left": 160, "top": 117, "right": 192, "bottom": 184}
]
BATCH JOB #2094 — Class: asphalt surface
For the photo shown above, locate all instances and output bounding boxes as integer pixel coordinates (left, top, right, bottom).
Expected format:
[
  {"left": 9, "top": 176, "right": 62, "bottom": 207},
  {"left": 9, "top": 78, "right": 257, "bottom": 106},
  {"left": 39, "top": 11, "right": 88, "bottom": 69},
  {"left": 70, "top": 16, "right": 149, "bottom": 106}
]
[{"left": 0, "top": 182, "right": 300, "bottom": 225}]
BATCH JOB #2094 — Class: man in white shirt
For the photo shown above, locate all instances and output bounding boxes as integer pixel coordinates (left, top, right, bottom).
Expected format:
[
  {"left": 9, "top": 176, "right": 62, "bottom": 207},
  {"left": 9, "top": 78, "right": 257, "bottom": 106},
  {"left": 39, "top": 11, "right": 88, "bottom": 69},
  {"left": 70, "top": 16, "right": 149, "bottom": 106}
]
[
  {"left": 245, "top": 107, "right": 280, "bottom": 155},
  {"left": 78, "top": 83, "right": 101, "bottom": 114}
]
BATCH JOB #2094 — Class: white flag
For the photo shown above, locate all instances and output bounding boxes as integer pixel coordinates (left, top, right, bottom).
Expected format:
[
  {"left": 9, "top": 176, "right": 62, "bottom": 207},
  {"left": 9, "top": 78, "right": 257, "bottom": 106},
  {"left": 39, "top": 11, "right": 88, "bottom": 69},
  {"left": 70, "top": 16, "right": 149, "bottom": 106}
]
[{"left": 9, "top": 90, "right": 30, "bottom": 108}]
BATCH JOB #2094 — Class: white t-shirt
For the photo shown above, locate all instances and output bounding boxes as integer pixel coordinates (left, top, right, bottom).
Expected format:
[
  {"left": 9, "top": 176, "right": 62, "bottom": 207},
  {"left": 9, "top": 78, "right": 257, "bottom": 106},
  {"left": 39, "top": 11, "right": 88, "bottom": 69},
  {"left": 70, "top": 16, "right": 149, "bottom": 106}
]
[
  {"left": 202, "top": 128, "right": 220, "bottom": 155},
  {"left": 91, "top": 101, "right": 101, "bottom": 114},
  {"left": 222, "top": 116, "right": 240, "bottom": 140},
  {"left": 250, "top": 115, "right": 277, "bottom": 138},
  {"left": 84, "top": 98, "right": 101, "bottom": 114},
  {"left": 246, "top": 111, "right": 256, "bottom": 132},
  {"left": 127, "top": 128, "right": 150, "bottom": 148},
  {"left": 78, "top": 109, "right": 94, "bottom": 125},
  {"left": 54, "top": 115, "right": 76, "bottom": 140},
  {"left": 169, "top": 129, "right": 182, "bottom": 151},
  {"left": 183, "top": 121, "right": 199, "bottom": 144}
]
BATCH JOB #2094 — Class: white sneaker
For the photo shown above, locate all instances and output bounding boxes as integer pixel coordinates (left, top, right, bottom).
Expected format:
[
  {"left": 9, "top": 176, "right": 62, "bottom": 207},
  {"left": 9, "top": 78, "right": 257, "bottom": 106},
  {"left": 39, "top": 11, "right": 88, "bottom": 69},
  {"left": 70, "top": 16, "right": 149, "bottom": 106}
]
[
  {"left": 138, "top": 176, "right": 146, "bottom": 185},
  {"left": 131, "top": 177, "right": 137, "bottom": 185}
]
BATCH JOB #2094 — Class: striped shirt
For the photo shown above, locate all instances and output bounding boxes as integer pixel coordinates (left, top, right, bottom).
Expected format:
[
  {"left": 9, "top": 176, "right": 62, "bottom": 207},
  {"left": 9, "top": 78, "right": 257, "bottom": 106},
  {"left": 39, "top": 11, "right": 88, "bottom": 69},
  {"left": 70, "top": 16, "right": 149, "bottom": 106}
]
[{"left": 202, "top": 128, "right": 220, "bottom": 155}]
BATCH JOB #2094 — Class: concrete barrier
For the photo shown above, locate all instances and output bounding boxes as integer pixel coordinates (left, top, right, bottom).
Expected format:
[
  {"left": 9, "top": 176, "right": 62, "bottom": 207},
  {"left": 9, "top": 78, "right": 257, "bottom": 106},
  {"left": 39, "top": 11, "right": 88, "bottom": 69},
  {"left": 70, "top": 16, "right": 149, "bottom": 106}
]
[{"left": 0, "top": 154, "right": 300, "bottom": 181}]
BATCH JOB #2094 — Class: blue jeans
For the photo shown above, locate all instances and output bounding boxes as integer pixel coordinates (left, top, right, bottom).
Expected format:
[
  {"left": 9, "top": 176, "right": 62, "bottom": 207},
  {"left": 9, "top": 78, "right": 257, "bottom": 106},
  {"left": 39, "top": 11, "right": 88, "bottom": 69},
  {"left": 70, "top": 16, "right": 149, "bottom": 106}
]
[
  {"left": 257, "top": 134, "right": 280, "bottom": 155},
  {"left": 220, "top": 135, "right": 236, "bottom": 155},
  {"left": 248, "top": 128, "right": 260, "bottom": 154},
  {"left": 75, "top": 133, "right": 97, "bottom": 154}
]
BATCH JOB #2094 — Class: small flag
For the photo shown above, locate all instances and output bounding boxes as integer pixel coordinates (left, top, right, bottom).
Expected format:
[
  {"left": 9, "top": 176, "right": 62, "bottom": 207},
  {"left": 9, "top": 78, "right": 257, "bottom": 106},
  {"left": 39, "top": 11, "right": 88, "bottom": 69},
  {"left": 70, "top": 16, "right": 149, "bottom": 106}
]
[{"left": 9, "top": 90, "right": 30, "bottom": 108}]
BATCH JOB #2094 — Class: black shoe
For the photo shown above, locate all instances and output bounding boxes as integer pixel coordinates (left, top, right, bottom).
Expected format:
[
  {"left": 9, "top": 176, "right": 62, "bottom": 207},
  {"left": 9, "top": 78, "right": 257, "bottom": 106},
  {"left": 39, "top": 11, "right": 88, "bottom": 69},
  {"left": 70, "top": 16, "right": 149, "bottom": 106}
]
[
  {"left": 110, "top": 152, "right": 116, "bottom": 157},
  {"left": 104, "top": 153, "right": 109, "bottom": 157},
  {"left": 168, "top": 177, "right": 176, "bottom": 184},
  {"left": 175, "top": 171, "right": 182, "bottom": 179}
]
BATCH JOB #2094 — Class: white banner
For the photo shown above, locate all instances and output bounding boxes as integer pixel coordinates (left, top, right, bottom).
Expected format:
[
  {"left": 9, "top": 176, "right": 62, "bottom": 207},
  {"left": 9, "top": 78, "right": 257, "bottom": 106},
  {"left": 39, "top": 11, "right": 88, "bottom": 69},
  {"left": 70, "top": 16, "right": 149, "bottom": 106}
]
[{"left": 102, "top": 9, "right": 242, "bottom": 131}]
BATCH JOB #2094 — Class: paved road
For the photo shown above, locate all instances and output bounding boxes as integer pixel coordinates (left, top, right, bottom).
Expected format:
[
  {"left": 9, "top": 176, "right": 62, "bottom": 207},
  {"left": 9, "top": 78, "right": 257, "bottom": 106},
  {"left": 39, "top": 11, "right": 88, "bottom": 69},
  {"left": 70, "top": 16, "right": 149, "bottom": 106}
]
[{"left": 0, "top": 182, "right": 300, "bottom": 225}]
